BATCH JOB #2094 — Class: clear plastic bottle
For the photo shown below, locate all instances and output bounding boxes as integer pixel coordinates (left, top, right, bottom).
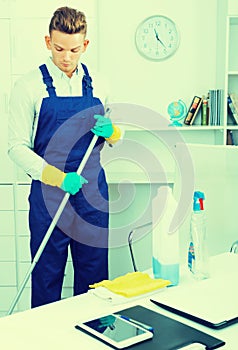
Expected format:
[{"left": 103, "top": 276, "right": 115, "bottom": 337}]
[
  {"left": 152, "top": 186, "right": 180, "bottom": 286},
  {"left": 188, "top": 191, "right": 209, "bottom": 280}
]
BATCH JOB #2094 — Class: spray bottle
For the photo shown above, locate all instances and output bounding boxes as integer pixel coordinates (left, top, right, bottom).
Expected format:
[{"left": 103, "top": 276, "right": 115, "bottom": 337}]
[
  {"left": 188, "top": 191, "right": 209, "bottom": 280},
  {"left": 152, "top": 186, "right": 180, "bottom": 286}
]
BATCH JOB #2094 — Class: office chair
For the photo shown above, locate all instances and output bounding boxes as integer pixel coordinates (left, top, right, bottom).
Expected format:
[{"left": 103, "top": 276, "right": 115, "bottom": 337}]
[
  {"left": 230, "top": 240, "right": 238, "bottom": 254},
  {"left": 128, "top": 222, "right": 152, "bottom": 272}
]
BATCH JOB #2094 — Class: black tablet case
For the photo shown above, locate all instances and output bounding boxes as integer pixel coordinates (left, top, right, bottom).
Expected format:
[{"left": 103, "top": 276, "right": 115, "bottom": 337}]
[
  {"left": 115, "top": 305, "right": 225, "bottom": 350},
  {"left": 150, "top": 299, "right": 238, "bottom": 330}
]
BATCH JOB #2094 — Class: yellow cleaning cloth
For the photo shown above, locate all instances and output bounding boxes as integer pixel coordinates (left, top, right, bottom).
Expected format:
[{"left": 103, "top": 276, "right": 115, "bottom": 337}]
[{"left": 89, "top": 271, "right": 171, "bottom": 298}]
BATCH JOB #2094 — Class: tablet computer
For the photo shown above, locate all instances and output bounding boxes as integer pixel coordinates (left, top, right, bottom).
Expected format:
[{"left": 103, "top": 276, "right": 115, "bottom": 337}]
[{"left": 75, "top": 313, "right": 153, "bottom": 349}]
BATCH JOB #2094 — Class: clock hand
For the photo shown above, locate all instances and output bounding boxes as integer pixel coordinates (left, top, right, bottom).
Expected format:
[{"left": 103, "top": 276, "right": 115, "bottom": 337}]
[{"left": 154, "top": 28, "right": 166, "bottom": 48}]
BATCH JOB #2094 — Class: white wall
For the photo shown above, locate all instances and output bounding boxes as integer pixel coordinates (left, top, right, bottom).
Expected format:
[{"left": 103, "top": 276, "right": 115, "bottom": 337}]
[{"left": 97, "top": 0, "right": 218, "bottom": 117}]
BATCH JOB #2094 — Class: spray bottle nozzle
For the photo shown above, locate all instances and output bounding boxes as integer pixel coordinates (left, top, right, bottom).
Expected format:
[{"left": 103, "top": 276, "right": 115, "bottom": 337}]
[{"left": 193, "top": 191, "right": 205, "bottom": 211}]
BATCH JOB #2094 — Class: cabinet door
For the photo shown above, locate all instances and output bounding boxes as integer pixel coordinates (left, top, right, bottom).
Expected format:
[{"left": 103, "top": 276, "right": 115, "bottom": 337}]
[
  {"left": 0, "top": 185, "right": 14, "bottom": 210},
  {"left": 0, "top": 262, "right": 16, "bottom": 285},
  {"left": 0, "top": 287, "right": 18, "bottom": 313},
  {"left": 0, "top": 236, "right": 16, "bottom": 261},
  {"left": 0, "top": 212, "right": 15, "bottom": 235},
  {"left": 15, "top": 184, "right": 31, "bottom": 210}
]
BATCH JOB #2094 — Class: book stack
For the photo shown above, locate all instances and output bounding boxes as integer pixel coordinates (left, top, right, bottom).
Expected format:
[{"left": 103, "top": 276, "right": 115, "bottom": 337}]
[{"left": 183, "top": 90, "right": 223, "bottom": 126}]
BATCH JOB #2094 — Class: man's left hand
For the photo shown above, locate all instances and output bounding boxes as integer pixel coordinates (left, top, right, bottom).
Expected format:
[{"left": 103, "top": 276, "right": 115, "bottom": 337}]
[{"left": 91, "top": 114, "right": 113, "bottom": 138}]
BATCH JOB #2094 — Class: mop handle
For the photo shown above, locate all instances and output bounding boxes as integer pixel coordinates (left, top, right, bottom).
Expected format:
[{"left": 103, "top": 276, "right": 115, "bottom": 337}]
[{"left": 7, "top": 134, "right": 99, "bottom": 316}]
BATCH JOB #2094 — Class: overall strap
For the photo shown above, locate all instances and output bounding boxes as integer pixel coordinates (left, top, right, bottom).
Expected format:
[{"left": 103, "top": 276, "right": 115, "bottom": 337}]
[
  {"left": 81, "top": 63, "right": 93, "bottom": 98},
  {"left": 39, "top": 64, "right": 57, "bottom": 97}
]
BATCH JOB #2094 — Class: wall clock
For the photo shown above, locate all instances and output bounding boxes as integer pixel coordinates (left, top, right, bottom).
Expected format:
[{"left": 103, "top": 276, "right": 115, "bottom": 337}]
[{"left": 135, "top": 15, "right": 180, "bottom": 61}]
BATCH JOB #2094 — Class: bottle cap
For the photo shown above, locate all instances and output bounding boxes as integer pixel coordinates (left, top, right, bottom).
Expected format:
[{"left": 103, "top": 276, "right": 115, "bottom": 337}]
[{"left": 193, "top": 191, "right": 205, "bottom": 211}]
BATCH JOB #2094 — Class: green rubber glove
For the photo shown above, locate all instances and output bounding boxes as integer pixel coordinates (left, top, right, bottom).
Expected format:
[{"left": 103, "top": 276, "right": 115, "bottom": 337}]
[
  {"left": 91, "top": 114, "right": 113, "bottom": 138},
  {"left": 60, "top": 172, "right": 88, "bottom": 195}
]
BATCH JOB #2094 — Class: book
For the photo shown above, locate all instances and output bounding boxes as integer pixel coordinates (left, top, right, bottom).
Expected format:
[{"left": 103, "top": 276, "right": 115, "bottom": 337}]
[
  {"left": 229, "top": 92, "right": 238, "bottom": 116},
  {"left": 209, "top": 89, "right": 223, "bottom": 126},
  {"left": 184, "top": 96, "right": 203, "bottom": 125},
  {"left": 201, "top": 95, "right": 209, "bottom": 125},
  {"left": 227, "top": 94, "right": 238, "bottom": 124},
  {"left": 227, "top": 130, "right": 234, "bottom": 145}
]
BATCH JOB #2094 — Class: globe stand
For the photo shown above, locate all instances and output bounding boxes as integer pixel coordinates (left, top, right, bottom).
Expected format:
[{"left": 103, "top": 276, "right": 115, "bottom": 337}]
[{"left": 169, "top": 119, "right": 183, "bottom": 127}]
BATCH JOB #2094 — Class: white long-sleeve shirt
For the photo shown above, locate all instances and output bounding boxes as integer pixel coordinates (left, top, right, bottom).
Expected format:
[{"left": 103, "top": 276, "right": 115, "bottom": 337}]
[{"left": 8, "top": 57, "right": 108, "bottom": 181}]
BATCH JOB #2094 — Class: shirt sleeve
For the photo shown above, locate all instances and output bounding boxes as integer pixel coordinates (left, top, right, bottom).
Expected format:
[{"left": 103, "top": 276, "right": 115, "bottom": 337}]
[{"left": 8, "top": 77, "right": 45, "bottom": 180}]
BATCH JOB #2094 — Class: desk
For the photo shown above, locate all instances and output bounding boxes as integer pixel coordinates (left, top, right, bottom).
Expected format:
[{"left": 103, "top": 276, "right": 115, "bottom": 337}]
[{"left": 0, "top": 253, "right": 237, "bottom": 350}]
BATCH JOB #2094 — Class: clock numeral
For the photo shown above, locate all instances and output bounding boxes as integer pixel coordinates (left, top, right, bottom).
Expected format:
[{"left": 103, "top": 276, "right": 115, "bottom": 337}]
[{"left": 143, "top": 28, "right": 149, "bottom": 34}]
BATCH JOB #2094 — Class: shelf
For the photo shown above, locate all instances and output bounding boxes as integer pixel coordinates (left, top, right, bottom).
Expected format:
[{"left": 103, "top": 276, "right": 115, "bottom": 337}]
[
  {"left": 123, "top": 125, "right": 224, "bottom": 132},
  {"left": 175, "top": 126, "right": 224, "bottom": 131},
  {"left": 228, "top": 71, "right": 238, "bottom": 75},
  {"left": 226, "top": 125, "right": 238, "bottom": 130}
]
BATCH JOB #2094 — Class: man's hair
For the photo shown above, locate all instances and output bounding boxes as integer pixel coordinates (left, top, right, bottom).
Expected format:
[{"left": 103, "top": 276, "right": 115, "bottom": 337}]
[{"left": 49, "top": 7, "right": 87, "bottom": 35}]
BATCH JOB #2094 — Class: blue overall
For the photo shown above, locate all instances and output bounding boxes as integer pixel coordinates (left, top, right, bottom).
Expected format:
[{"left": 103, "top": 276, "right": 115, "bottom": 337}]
[{"left": 29, "top": 64, "right": 109, "bottom": 308}]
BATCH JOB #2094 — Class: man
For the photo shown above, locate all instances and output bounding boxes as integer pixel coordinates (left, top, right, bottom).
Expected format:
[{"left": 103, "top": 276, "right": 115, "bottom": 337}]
[{"left": 8, "top": 6, "right": 121, "bottom": 308}]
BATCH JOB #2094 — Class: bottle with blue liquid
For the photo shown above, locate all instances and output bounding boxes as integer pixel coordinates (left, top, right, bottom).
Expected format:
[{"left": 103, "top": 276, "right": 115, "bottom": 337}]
[
  {"left": 188, "top": 191, "right": 209, "bottom": 280},
  {"left": 152, "top": 186, "right": 180, "bottom": 286}
]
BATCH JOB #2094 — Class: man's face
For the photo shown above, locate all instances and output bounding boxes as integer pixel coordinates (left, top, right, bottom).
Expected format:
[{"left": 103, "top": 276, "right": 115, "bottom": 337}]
[{"left": 45, "top": 30, "right": 89, "bottom": 77}]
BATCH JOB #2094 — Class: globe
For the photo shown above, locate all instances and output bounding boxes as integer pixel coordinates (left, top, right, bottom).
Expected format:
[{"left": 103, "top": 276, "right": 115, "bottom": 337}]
[{"left": 168, "top": 99, "right": 187, "bottom": 126}]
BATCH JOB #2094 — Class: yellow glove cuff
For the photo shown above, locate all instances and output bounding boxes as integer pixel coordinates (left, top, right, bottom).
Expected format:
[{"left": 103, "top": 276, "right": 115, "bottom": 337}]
[
  {"left": 41, "top": 164, "right": 66, "bottom": 187},
  {"left": 105, "top": 124, "right": 121, "bottom": 144}
]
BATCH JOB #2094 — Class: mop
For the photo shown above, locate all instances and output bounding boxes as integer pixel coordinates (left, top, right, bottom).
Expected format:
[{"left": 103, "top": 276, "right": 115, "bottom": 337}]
[{"left": 7, "top": 108, "right": 111, "bottom": 315}]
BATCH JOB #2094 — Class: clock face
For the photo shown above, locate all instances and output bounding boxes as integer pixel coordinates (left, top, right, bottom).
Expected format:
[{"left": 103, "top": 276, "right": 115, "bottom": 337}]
[{"left": 135, "top": 15, "right": 180, "bottom": 61}]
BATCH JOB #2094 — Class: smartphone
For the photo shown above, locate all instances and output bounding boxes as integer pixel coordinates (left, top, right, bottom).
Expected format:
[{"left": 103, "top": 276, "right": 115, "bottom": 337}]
[{"left": 75, "top": 313, "right": 153, "bottom": 349}]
